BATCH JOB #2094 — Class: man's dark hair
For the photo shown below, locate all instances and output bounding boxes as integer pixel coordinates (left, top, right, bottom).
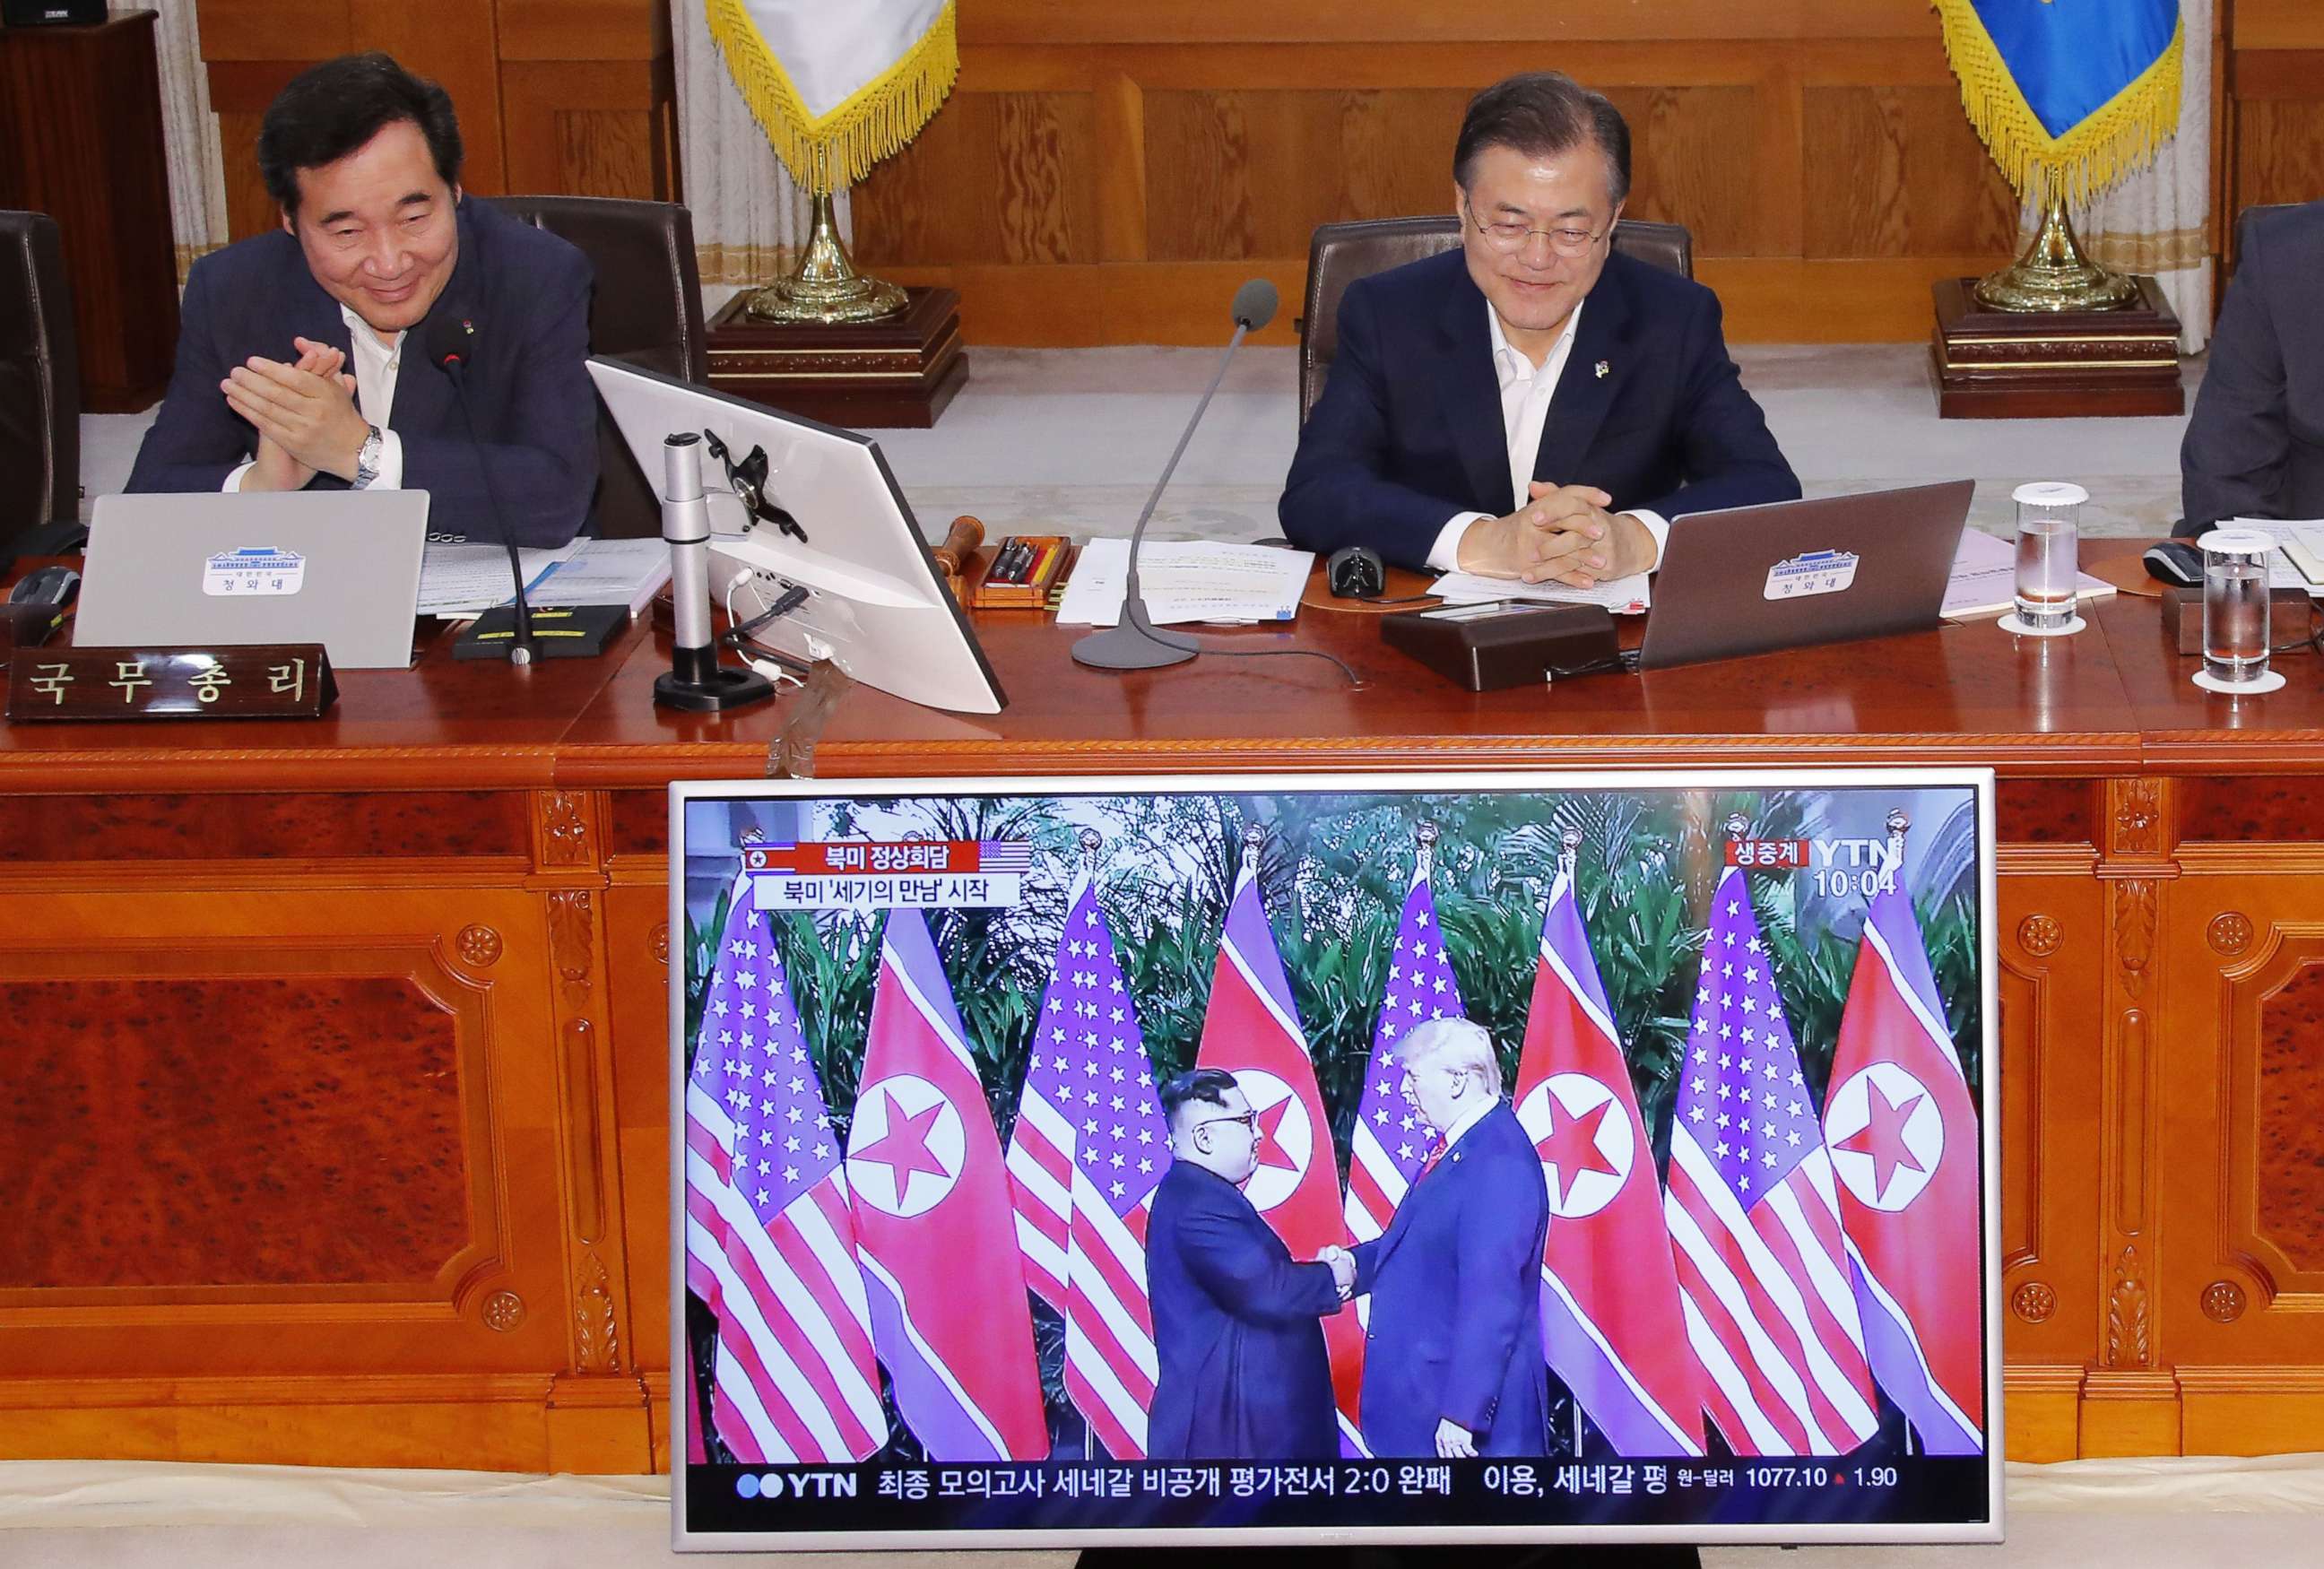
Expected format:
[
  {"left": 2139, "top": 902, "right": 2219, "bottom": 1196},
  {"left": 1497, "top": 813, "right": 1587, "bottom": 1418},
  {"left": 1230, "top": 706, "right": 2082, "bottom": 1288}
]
[
  {"left": 1159, "top": 1067, "right": 1240, "bottom": 1133},
  {"left": 1453, "top": 71, "right": 1632, "bottom": 209},
  {"left": 258, "top": 53, "right": 464, "bottom": 219}
]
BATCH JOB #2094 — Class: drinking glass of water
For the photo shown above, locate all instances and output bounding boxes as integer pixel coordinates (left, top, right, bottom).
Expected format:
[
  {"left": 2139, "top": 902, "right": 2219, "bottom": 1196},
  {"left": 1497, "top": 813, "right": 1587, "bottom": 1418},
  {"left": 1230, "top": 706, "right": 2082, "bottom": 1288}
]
[
  {"left": 2007, "top": 481, "right": 2086, "bottom": 636},
  {"left": 2194, "top": 527, "right": 2285, "bottom": 695}
]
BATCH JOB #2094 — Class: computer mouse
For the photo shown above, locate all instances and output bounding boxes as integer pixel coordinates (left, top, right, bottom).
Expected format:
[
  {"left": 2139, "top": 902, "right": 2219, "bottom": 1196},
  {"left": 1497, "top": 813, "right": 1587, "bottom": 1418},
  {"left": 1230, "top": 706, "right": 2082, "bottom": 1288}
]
[
  {"left": 1326, "top": 545, "right": 1386, "bottom": 599},
  {"left": 2142, "top": 540, "right": 2203, "bottom": 586},
  {"left": 7, "top": 564, "right": 80, "bottom": 608}
]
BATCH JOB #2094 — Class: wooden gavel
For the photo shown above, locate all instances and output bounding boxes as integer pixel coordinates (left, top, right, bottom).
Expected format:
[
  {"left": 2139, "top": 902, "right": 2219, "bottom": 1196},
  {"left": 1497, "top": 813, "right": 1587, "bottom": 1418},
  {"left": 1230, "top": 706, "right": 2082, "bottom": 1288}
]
[{"left": 932, "top": 515, "right": 984, "bottom": 601}]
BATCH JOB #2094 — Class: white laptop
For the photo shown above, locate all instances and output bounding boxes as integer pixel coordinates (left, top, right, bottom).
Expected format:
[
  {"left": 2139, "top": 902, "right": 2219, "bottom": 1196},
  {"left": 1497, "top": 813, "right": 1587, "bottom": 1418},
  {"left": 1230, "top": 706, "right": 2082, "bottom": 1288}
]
[{"left": 75, "top": 491, "right": 432, "bottom": 670}]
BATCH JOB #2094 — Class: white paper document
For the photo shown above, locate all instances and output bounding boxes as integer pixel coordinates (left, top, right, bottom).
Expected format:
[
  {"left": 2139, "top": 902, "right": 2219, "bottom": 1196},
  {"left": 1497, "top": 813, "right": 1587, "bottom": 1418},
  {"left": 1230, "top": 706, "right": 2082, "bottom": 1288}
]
[
  {"left": 1430, "top": 568, "right": 1652, "bottom": 614},
  {"left": 420, "top": 538, "right": 672, "bottom": 618},
  {"left": 1054, "top": 539, "right": 1314, "bottom": 626},
  {"left": 1941, "top": 528, "right": 2117, "bottom": 621},
  {"left": 2223, "top": 518, "right": 2324, "bottom": 594}
]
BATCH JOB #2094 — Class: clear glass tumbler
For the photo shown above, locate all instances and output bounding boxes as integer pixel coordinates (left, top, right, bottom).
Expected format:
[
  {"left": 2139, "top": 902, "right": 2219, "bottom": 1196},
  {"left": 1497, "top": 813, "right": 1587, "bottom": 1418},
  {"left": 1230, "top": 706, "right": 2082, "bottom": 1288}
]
[
  {"left": 2010, "top": 481, "right": 2086, "bottom": 634},
  {"left": 2197, "top": 527, "right": 2282, "bottom": 693}
]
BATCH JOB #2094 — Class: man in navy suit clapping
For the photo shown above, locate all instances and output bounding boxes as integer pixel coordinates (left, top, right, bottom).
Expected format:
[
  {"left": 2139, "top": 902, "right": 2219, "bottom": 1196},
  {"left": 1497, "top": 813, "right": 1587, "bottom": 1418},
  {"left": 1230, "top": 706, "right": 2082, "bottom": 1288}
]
[
  {"left": 1281, "top": 71, "right": 1798, "bottom": 587},
  {"left": 1349, "top": 1018, "right": 1549, "bottom": 1458}
]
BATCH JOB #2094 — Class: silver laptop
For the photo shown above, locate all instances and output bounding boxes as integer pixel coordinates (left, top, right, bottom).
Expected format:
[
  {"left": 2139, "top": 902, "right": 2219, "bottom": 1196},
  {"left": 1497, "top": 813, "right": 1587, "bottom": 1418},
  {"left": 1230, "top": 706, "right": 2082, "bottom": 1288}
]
[
  {"left": 1636, "top": 480, "right": 1974, "bottom": 671},
  {"left": 75, "top": 490, "right": 431, "bottom": 670}
]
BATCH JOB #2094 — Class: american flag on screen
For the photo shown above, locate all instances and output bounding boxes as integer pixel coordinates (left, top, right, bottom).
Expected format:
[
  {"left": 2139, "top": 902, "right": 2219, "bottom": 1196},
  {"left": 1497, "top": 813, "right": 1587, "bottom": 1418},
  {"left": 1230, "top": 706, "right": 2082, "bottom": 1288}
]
[
  {"left": 1341, "top": 852, "right": 1460, "bottom": 1282},
  {"left": 1006, "top": 870, "right": 1168, "bottom": 1459},
  {"left": 1662, "top": 868, "right": 1879, "bottom": 1457},
  {"left": 683, "top": 880, "right": 888, "bottom": 1462}
]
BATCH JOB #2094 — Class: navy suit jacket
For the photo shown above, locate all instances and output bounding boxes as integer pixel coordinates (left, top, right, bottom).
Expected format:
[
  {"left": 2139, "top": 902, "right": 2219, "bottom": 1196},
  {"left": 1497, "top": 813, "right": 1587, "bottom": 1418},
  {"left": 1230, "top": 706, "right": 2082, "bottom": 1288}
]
[
  {"left": 1280, "top": 247, "right": 1799, "bottom": 568},
  {"left": 126, "top": 197, "right": 597, "bottom": 547},
  {"left": 2179, "top": 199, "right": 2324, "bottom": 535},
  {"left": 1146, "top": 1161, "right": 1345, "bottom": 1461},
  {"left": 1350, "top": 1100, "right": 1548, "bottom": 1457}
]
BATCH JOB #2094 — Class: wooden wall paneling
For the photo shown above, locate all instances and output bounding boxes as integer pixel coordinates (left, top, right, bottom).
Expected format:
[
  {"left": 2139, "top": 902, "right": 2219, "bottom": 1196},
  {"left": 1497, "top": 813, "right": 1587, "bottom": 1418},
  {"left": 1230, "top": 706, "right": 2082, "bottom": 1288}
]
[
  {"left": 2233, "top": 0, "right": 2324, "bottom": 53},
  {"left": 1095, "top": 72, "right": 1149, "bottom": 260},
  {"left": 854, "top": 91, "right": 1100, "bottom": 267},
  {"left": 194, "top": 0, "right": 352, "bottom": 62},
  {"left": 0, "top": 880, "right": 627, "bottom": 1468},
  {"left": 1601, "top": 85, "right": 1761, "bottom": 255},
  {"left": 1801, "top": 86, "right": 2016, "bottom": 259},
  {"left": 203, "top": 61, "right": 311, "bottom": 243},
  {"left": 956, "top": 0, "right": 1949, "bottom": 48},
  {"left": 601, "top": 873, "right": 675, "bottom": 1463},
  {"left": 495, "top": 0, "right": 671, "bottom": 63},
  {"left": 345, "top": 0, "right": 508, "bottom": 194},
  {"left": 1994, "top": 855, "right": 2107, "bottom": 1461},
  {"left": 2159, "top": 860, "right": 2324, "bottom": 1454},
  {"left": 501, "top": 61, "right": 675, "bottom": 201}
]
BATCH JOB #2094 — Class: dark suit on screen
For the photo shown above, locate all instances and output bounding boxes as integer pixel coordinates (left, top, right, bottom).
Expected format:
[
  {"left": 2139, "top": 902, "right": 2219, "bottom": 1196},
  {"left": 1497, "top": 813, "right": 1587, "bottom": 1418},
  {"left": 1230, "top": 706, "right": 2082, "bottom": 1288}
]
[
  {"left": 126, "top": 196, "right": 597, "bottom": 547},
  {"left": 1279, "top": 247, "right": 1799, "bottom": 569},
  {"left": 2178, "top": 200, "right": 2324, "bottom": 536},
  {"left": 1350, "top": 1100, "right": 1549, "bottom": 1457},
  {"left": 1145, "top": 1161, "right": 1345, "bottom": 1461}
]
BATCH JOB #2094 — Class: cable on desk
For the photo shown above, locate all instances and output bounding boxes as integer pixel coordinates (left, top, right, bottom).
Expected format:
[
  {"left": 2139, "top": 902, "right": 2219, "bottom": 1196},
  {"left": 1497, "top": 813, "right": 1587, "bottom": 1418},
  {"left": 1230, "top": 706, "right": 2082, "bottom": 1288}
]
[{"left": 1192, "top": 643, "right": 1366, "bottom": 688}]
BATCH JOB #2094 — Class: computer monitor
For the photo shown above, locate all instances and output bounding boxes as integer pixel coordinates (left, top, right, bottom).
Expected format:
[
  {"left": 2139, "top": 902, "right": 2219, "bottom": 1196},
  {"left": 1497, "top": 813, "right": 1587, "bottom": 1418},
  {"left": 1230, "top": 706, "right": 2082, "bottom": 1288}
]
[
  {"left": 671, "top": 767, "right": 2002, "bottom": 1551},
  {"left": 586, "top": 358, "right": 1004, "bottom": 715}
]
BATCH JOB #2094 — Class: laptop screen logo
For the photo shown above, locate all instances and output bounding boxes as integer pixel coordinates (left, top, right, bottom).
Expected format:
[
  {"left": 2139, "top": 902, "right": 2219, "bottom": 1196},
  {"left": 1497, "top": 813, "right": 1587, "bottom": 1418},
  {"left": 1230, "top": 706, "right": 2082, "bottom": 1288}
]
[
  {"left": 1764, "top": 549, "right": 1859, "bottom": 601},
  {"left": 204, "top": 546, "right": 307, "bottom": 597}
]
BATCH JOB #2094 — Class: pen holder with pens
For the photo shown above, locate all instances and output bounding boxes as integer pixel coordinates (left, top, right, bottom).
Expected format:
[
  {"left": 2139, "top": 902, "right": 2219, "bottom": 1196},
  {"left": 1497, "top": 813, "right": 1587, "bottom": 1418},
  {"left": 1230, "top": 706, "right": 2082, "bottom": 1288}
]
[{"left": 969, "top": 533, "right": 1073, "bottom": 610}]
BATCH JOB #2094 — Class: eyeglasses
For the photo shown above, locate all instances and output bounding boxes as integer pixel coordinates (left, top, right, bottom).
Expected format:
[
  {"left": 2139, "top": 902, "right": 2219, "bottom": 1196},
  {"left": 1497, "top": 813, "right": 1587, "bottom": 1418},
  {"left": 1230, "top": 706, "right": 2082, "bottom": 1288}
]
[
  {"left": 1192, "top": 1111, "right": 1259, "bottom": 1135},
  {"left": 1461, "top": 198, "right": 1609, "bottom": 259}
]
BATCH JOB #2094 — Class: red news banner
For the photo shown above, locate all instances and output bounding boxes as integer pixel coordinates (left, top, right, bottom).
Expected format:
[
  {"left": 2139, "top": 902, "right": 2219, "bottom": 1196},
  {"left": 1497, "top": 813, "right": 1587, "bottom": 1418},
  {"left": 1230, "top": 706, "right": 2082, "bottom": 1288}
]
[{"left": 746, "top": 840, "right": 1034, "bottom": 911}]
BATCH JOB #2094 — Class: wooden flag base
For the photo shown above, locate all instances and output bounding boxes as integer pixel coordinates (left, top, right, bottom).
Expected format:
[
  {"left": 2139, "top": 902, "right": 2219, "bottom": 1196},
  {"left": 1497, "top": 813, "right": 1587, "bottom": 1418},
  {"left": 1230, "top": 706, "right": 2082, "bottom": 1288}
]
[
  {"left": 1929, "top": 275, "right": 2185, "bottom": 420},
  {"left": 706, "top": 286, "right": 967, "bottom": 429}
]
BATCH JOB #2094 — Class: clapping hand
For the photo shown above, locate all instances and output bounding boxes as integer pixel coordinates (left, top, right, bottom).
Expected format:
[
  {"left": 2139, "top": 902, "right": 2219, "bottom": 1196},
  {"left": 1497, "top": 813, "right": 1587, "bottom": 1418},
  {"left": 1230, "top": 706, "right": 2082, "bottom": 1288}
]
[{"left": 225, "top": 335, "right": 366, "bottom": 490}]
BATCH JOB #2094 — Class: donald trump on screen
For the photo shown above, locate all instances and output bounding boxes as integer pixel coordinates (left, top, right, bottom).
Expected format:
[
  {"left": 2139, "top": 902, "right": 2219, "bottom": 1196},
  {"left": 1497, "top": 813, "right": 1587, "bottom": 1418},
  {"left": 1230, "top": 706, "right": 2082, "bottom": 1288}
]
[{"left": 1349, "top": 1018, "right": 1551, "bottom": 1457}]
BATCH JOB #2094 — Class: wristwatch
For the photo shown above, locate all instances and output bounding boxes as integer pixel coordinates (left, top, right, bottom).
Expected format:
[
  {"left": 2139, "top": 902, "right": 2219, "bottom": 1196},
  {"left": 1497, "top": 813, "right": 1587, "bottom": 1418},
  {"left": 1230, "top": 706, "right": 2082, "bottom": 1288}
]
[{"left": 352, "top": 424, "right": 384, "bottom": 490}]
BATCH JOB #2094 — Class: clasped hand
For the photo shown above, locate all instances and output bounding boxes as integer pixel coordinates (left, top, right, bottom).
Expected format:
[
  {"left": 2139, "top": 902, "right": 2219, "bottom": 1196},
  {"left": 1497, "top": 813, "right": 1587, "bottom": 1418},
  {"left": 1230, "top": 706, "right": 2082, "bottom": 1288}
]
[
  {"left": 1314, "top": 1244, "right": 1356, "bottom": 1302},
  {"left": 221, "top": 335, "right": 369, "bottom": 491},
  {"left": 1460, "top": 481, "right": 1652, "bottom": 586}
]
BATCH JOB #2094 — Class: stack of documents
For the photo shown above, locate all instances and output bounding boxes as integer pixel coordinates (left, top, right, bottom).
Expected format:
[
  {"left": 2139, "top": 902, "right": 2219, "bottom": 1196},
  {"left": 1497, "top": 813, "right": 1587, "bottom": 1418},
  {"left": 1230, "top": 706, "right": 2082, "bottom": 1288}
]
[
  {"left": 1430, "top": 568, "right": 1651, "bottom": 614},
  {"left": 421, "top": 537, "right": 672, "bottom": 619},
  {"left": 1054, "top": 539, "right": 1313, "bottom": 626},
  {"left": 1940, "top": 529, "right": 2116, "bottom": 620}
]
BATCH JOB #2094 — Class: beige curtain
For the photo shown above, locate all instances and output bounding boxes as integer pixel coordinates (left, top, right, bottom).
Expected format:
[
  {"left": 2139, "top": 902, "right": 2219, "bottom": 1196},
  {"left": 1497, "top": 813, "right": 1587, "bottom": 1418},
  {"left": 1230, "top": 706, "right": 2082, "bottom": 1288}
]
[
  {"left": 672, "top": 0, "right": 840, "bottom": 305},
  {"left": 110, "top": 0, "right": 230, "bottom": 281},
  {"left": 2017, "top": 0, "right": 2212, "bottom": 351}
]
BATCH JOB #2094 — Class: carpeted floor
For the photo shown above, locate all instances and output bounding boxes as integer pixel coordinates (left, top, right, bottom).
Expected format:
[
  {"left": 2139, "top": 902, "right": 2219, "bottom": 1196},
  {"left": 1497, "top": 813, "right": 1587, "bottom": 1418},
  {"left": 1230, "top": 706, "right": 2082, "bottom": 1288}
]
[
  {"left": 4, "top": 1453, "right": 2322, "bottom": 1566},
  {"left": 76, "top": 343, "right": 2201, "bottom": 548}
]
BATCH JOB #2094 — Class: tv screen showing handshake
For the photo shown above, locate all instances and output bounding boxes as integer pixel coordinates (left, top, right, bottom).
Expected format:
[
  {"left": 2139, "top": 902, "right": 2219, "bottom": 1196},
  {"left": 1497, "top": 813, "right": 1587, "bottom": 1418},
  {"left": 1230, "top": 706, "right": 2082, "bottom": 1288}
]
[{"left": 671, "top": 769, "right": 2000, "bottom": 1549}]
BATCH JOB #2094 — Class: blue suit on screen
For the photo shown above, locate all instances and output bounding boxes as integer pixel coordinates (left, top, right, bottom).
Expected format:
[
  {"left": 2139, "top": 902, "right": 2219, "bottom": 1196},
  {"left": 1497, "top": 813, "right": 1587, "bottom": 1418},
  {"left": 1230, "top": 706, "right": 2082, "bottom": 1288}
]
[
  {"left": 1279, "top": 247, "right": 1799, "bottom": 569},
  {"left": 1350, "top": 1099, "right": 1550, "bottom": 1457},
  {"left": 1146, "top": 1162, "right": 1346, "bottom": 1461}
]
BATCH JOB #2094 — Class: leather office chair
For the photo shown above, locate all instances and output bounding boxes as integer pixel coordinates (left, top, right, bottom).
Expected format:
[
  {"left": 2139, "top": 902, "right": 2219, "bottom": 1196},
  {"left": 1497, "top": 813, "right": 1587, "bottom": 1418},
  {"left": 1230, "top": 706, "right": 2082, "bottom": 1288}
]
[
  {"left": 1, "top": 210, "right": 82, "bottom": 551},
  {"left": 1298, "top": 215, "right": 1693, "bottom": 423},
  {"left": 492, "top": 195, "right": 707, "bottom": 539}
]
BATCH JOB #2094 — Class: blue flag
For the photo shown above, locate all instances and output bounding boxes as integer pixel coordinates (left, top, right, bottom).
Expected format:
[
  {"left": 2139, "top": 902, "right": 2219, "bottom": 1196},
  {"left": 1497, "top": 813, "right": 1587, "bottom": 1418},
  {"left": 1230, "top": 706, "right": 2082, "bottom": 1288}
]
[{"left": 1931, "top": 1, "right": 2182, "bottom": 203}]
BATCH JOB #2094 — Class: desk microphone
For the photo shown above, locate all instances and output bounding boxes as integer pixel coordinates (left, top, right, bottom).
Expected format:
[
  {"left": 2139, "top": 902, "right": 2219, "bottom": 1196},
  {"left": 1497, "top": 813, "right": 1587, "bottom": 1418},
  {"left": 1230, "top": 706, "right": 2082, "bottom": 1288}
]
[
  {"left": 419, "top": 314, "right": 537, "bottom": 665},
  {"left": 1073, "top": 278, "right": 1278, "bottom": 672}
]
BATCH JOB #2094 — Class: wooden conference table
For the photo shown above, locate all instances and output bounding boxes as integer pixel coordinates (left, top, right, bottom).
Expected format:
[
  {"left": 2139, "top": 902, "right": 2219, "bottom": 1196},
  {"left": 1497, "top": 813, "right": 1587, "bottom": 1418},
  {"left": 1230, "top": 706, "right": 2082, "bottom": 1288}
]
[{"left": 3, "top": 552, "right": 2321, "bottom": 1474}]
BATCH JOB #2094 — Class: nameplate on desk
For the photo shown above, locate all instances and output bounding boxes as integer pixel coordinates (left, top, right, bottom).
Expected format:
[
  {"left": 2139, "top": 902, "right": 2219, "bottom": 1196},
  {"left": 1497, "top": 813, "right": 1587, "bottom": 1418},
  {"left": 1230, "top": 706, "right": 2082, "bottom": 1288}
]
[{"left": 5, "top": 646, "right": 338, "bottom": 722}]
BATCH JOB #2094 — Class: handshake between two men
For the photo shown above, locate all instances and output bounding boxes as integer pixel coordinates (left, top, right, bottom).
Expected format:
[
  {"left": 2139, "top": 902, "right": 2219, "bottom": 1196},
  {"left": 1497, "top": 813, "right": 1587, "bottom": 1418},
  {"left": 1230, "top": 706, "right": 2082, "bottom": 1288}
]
[{"left": 1142, "top": 1021, "right": 1553, "bottom": 1464}]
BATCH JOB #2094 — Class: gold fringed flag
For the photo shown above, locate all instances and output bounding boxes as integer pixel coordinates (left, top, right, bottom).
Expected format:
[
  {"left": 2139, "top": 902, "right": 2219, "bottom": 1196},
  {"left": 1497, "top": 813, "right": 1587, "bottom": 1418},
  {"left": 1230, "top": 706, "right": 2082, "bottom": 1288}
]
[
  {"left": 1930, "top": 0, "right": 2182, "bottom": 206},
  {"left": 706, "top": 0, "right": 958, "bottom": 195}
]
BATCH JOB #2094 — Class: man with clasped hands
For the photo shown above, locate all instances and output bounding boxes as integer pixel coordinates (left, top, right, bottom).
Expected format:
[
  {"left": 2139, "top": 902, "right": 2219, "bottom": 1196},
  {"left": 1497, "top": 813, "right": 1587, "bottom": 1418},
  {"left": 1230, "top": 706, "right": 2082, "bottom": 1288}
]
[
  {"left": 127, "top": 53, "right": 595, "bottom": 546},
  {"left": 1280, "top": 71, "right": 1799, "bottom": 589},
  {"left": 1144, "top": 1067, "right": 1357, "bottom": 1461}
]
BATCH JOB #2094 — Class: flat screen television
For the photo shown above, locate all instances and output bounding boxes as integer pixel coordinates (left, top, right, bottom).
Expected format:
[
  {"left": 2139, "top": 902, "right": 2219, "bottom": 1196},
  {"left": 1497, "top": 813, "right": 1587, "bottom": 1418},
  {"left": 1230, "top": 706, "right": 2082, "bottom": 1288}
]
[{"left": 671, "top": 769, "right": 2001, "bottom": 1549}]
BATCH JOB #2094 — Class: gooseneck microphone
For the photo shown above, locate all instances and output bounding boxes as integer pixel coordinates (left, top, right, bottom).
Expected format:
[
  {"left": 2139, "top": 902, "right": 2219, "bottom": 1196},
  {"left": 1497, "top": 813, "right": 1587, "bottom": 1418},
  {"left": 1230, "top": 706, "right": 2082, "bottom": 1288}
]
[
  {"left": 1072, "top": 278, "right": 1279, "bottom": 672},
  {"left": 419, "top": 315, "right": 536, "bottom": 665}
]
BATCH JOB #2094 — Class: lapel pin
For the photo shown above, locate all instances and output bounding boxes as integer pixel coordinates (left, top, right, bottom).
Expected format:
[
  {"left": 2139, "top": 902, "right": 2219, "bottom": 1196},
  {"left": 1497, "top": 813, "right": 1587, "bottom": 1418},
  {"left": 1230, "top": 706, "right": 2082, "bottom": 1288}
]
[{"left": 1594, "top": 360, "right": 1610, "bottom": 379}]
